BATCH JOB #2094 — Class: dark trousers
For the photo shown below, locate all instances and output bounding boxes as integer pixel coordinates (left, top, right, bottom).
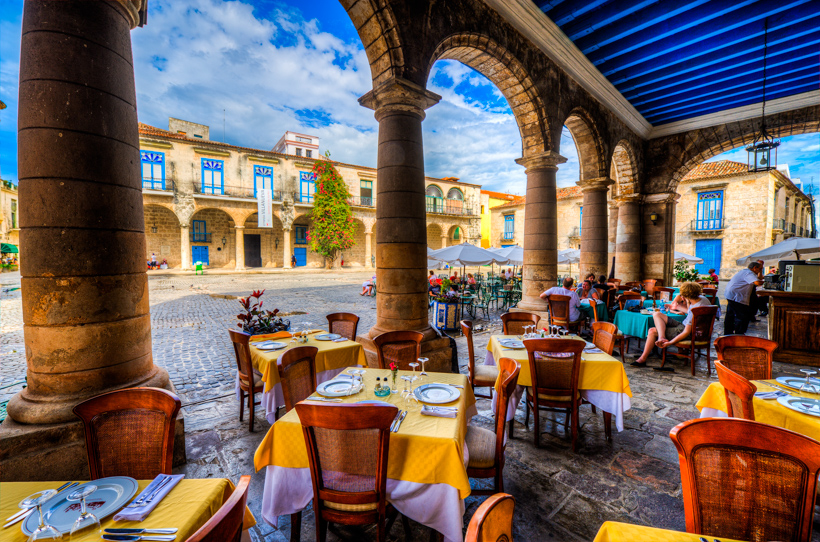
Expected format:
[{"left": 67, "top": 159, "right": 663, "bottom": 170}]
[{"left": 724, "top": 299, "right": 752, "bottom": 335}]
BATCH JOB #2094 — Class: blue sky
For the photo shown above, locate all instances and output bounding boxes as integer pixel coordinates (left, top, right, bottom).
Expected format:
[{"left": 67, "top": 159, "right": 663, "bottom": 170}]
[{"left": 0, "top": 0, "right": 818, "bottom": 199}]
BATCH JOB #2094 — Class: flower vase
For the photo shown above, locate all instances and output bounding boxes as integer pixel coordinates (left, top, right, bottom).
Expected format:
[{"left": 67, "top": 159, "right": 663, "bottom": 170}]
[{"left": 391, "top": 374, "right": 398, "bottom": 393}]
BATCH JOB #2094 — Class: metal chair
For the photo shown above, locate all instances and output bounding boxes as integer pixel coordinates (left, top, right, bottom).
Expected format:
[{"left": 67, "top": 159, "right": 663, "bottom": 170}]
[
  {"left": 185, "top": 475, "right": 250, "bottom": 542},
  {"left": 228, "top": 329, "right": 265, "bottom": 431},
  {"left": 714, "top": 361, "right": 756, "bottom": 420},
  {"left": 73, "top": 387, "right": 181, "bottom": 480},
  {"left": 714, "top": 335, "right": 777, "bottom": 381},
  {"left": 465, "top": 493, "right": 515, "bottom": 542},
  {"left": 461, "top": 320, "right": 498, "bottom": 399},
  {"left": 660, "top": 306, "right": 718, "bottom": 376},
  {"left": 326, "top": 312, "right": 359, "bottom": 341},
  {"left": 373, "top": 330, "right": 423, "bottom": 371}
]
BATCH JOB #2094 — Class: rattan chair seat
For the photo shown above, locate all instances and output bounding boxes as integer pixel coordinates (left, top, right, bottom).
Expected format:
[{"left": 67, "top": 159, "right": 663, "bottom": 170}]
[
  {"left": 465, "top": 426, "right": 496, "bottom": 469},
  {"left": 323, "top": 500, "right": 379, "bottom": 512},
  {"left": 676, "top": 339, "right": 710, "bottom": 347},
  {"left": 239, "top": 371, "right": 262, "bottom": 387},
  {"left": 537, "top": 391, "right": 580, "bottom": 402},
  {"left": 473, "top": 364, "right": 499, "bottom": 386}
]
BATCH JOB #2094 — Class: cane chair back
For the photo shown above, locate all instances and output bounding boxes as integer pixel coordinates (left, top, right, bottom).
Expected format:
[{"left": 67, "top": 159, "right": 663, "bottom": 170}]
[
  {"left": 593, "top": 287, "right": 607, "bottom": 301},
  {"left": 461, "top": 320, "right": 498, "bottom": 399},
  {"left": 73, "top": 387, "right": 181, "bottom": 480},
  {"left": 696, "top": 280, "right": 711, "bottom": 286},
  {"left": 228, "top": 329, "right": 256, "bottom": 389},
  {"left": 702, "top": 288, "right": 717, "bottom": 306},
  {"left": 653, "top": 278, "right": 664, "bottom": 287},
  {"left": 185, "top": 475, "right": 250, "bottom": 542},
  {"left": 277, "top": 346, "right": 318, "bottom": 412},
  {"left": 670, "top": 418, "right": 820, "bottom": 542},
  {"left": 295, "top": 403, "right": 397, "bottom": 534},
  {"left": 373, "top": 331, "right": 423, "bottom": 371},
  {"left": 501, "top": 312, "right": 541, "bottom": 335},
  {"left": 625, "top": 281, "right": 641, "bottom": 289},
  {"left": 617, "top": 291, "right": 642, "bottom": 310},
  {"left": 656, "top": 287, "right": 676, "bottom": 302},
  {"left": 714, "top": 336, "right": 777, "bottom": 381},
  {"left": 326, "top": 313, "right": 359, "bottom": 341},
  {"left": 642, "top": 280, "right": 658, "bottom": 298},
  {"left": 715, "top": 361, "right": 756, "bottom": 420},
  {"left": 609, "top": 278, "right": 622, "bottom": 288},
  {"left": 591, "top": 322, "right": 617, "bottom": 355},
  {"left": 465, "top": 493, "right": 516, "bottom": 542},
  {"left": 546, "top": 296, "right": 581, "bottom": 332}
]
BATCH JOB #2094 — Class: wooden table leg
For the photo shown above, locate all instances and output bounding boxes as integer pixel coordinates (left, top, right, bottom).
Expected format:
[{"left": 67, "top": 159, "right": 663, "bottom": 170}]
[
  {"left": 603, "top": 412, "right": 612, "bottom": 441},
  {"left": 290, "top": 512, "right": 301, "bottom": 542}
]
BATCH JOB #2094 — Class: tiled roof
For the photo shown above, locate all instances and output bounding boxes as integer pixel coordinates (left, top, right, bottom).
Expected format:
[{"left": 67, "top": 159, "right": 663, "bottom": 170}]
[
  {"left": 491, "top": 185, "right": 582, "bottom": 210},
  {"left": 481, "top": 189, "right": 517, "bottom": 201},
  {"left": 493, "top": 195, "right": 526, "bottom": 209},
  {"left": 681, "top": 160, "right": 749, "bottom": 181}
]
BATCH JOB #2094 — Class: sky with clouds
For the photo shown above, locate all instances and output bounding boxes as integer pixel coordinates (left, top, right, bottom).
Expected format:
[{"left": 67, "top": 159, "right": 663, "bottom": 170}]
[{"left": 0, "top": 0, "right": 817, "bottom": 201}]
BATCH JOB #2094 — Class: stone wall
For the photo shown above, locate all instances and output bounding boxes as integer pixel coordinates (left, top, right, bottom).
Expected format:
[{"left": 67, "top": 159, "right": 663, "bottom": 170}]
[
  {"left": 343, "top": 219, "right": 368, "bottom": 267},
  {"left": 189, "top": 208, "right": 236, "bottom": 268},
  {"left": 243, "top": 213, "right": 285, "bottom": 268},
  {"left": 144, "top": 205, "right": 181, "bottom": 267}
]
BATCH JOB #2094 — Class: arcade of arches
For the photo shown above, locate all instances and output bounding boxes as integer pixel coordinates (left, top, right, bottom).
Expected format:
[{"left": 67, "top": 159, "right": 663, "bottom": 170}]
[{"left": 3, "top": 0, "right": 818, "bottom": 480}]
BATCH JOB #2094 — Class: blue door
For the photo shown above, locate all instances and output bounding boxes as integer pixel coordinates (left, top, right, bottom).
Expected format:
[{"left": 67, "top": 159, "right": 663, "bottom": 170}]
[
  {"left": 294, "top": 247, "right": 307, "bottom": 267},
  {"left": 192, "top": 245, "right": 209, "bottom": 266},
  {"left": 695, "top": 239, "right": 721, "bottom": 275}
]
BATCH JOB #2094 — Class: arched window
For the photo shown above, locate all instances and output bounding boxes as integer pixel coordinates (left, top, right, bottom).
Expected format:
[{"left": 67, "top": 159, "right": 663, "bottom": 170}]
[
  {"left": 447, "top": 188, "right": 463, "bottom": 200},
  {"left": 426, "top": 185, "right": 443, "bottom": 198},
  {"left": 453, "top": 227, "right": 460, "bottom": 240}
]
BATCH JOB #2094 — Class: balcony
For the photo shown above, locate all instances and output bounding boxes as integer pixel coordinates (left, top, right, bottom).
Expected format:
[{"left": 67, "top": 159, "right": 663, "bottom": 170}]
[
  {"left": 349, "top": 196, "right": 375, "bottom": 207},
  {"left": 689, "top": 218, "right": 724, "bottom": 234},
  {"left": 142, "top": 178, "right": 174, "bottom": 192},
  {"left": 296, "top": 194, "right": 314, "bottom": 204},
  {"left": 502, "top": 231, "right": 515, "bottom": 241},
  {"left": 425, "top": 200, "right": 476, "bottom": 216},
  {"left": 190, "top": 232, "right": 212, "bottom": 243},
  {"left": 772, "top": 218, "right": 786, "bottom": 231}
]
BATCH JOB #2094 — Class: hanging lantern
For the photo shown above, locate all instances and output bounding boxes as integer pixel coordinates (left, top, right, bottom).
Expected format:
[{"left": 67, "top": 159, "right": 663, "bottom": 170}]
[{"left": 747, "top": 17, "right": 780, "bottom": 172}]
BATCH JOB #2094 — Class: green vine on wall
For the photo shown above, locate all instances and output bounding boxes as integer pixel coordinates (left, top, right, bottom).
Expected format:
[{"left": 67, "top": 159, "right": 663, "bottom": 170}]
[{"left": 308, "top": 152, "right": 356, "bottom": 268}]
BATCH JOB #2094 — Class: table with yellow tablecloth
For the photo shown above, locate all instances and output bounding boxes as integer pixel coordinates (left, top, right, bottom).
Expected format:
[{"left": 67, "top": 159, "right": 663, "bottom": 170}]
[
  {"left": 594, "top": 521, "right": 747, "bottom": 542},
  {"left": 0, "top": 479, "right": 255, "bottom": 542},
  {"left": 235, "top": 330, "right": 366, "bottom": 423},
  {"left": 254, "top": 368, "right": 476, "bottom": 542},
  {"left": 696, "top": 380, "right": 820, "bottom": 440},
  {"left": 484, "top": 335, "right": 632, "bottom": 431}
]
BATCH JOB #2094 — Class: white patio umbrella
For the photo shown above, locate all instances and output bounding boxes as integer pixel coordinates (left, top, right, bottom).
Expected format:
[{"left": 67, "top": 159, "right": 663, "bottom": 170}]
[
  {"left": 558, "top": 248, "right": 580, "bottom": 279},
  {"left": 429, "top": 242, "right": 510, "bottom": 266},
  {"left": 674, "top": 251, "right": 704, "bottom": 264},
  {"left": 490, "top": 245, "right": 523, "bottom": 266},
  {"left": 736, "top": 237, "right": 820, "bottom": 266}
]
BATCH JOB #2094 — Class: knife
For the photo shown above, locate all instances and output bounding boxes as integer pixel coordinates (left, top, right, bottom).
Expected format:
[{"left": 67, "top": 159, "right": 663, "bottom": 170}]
[
  {"left": 393, "top": 410, "right": 408, "bottom": 432},
  {"left": 104, "top": 528, "right": 178, "bottom": 535},
  {"left": 3, "top": 482, "right": 79, "bottom": 528},
  {"left": 389, "top": 409, "right": 403, "bottom": 432},
  {"left": 102, "top": 535, "right": 177, "bottom": 541}
]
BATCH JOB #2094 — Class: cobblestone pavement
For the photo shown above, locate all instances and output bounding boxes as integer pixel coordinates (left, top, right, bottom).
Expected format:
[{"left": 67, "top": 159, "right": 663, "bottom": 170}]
[{"left": 4, "top": 269, "right": 817, "bottom": 541}]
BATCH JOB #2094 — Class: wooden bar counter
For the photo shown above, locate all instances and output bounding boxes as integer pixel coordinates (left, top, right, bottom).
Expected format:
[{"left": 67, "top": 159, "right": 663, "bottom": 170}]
[{"left": 758, "top": 290, "right": 820, "bottom": 365}]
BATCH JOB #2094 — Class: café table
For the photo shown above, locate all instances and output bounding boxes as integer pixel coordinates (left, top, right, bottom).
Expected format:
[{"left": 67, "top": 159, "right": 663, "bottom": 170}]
[
  {"left": 241, "top": 331, "right": 366, "bottom": 423},
  {"left": 254, "top": 368, "right": 476, "bottom": 542},
  {"left": 483, "top": 335, "right": 632, "bottom": 431},
  {"left": 612, "top": 309, "right": 685, "bottom": 341},
  {"left": 696, "top": 381, "right": 820, "bottom": 440},
  {"left": 579, "top": 298, "right": 608, "bottom": 322},
  {"left": 643, "top": 297, "right": 721, "bottom": 318},
  {"left": 594, "top": 521, "right": 746, "bottom": 542},
  {"left": 0, "top": 479, "right": 255, "bottom": 542}
]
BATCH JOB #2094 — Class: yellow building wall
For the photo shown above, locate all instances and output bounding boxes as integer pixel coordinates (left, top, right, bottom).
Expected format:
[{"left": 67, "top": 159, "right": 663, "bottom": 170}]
[{"left": 481, "top": 196, "right": 509, "bottom": 248}]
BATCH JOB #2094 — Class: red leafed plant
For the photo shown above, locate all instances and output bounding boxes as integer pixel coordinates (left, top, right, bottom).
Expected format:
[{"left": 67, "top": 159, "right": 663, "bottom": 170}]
[{"left": 237, "top": 289, "right": 290, "bottom": 335}]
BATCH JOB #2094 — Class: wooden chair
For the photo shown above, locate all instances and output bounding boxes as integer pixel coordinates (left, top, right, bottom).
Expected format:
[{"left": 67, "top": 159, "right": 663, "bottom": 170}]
[
  {"left": 546, "top": 295, "right": 582, "bottom": 334},
  {"left": 624, "top": 281, "right": 641, "bottom": 290},
  {"left": 702, "top": 288, "right": 717, "bottom": 307},
  {"left": 617, "top": 291, "right": 643, "bottom": 310},
  {"left": 523, "top": 339, "right": 585, "bottom": 451},
  {"left": 642, "top": 279, "right": 658, "bottom": 299},
  {"left": 656, "top": 287, "right": 676, "bottom": 302},
  {"left": 73, "top": 387, "right": 181, "bottom": 480},
  {"left": 466, "top": 357, "right": 520, "bottom": 495},
  {"left": 714, "top": 361, "right": 756, "bottom": 420},
  {"left": 696, "top": 280, "right": 711, "bottom": 287},
  {"left": 670, "top": 418, "right": 820, "bottom": 542},
  {"left": 609, "top": 278, "right": 622, "bottom": 288},
  {"left": 277, "top": 346, "right": 319, "bottom": 411},
  {"left": 185, "top": 475, "right": 250, "bottom": 542},
  {"left": 591, "top": 322, "right": 617, "bottom": 356},
  {"left": 500, "top": 311, "right": 541, "bottom": 335},
  {"left": 652, "top": 278, "right": 664, "bottom": 287},
  {"left": 326, "top": 312, "right": 359, "bottom": 341},
  {"left": 660, "top": 306, "right": 718, "bottom": 376},
  {"left": 373, "top": 330, "right": 423, "bottom": 371},
  {"left": 465, "top": 493, "right": 515, "bottom": 542},
  {"left": 294, "top": 403, "right": 410, "bottom": 542},
  {"left": 461, "top": 320, "right": 498, "bottom": 400},
  {"left": 229, "top": 329, "right": 265, "bottom": 432},
  {"left": 714, "top": 335, "right": 777, "bottom": 381}
]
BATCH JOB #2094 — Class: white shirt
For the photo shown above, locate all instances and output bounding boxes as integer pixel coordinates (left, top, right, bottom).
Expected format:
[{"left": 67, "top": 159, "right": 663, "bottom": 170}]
[
  {"left": 542, "top": 286, "right": 581, "bottom": 321},
  {"left": 505, "top": 271, "right": 513, "bottom": 279},
  {"left": 725, "top": 269, "right": 760, "bottom": 305},
  {"left": 682, "top": 295, "right": 711, "bottom": 326}
]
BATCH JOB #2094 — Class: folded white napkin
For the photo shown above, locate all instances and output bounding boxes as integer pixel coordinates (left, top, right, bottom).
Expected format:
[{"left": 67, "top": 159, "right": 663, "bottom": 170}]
[
  {"left": 113, "top": 474, "right": 184, "bottom": 522},
  {"left": 421, "top": 407, "right": 457, "bottom": 418},
  {"left": 332, "top": 338, "right": 348, "bottom": 342},
  {"left": 584, "top": 347, "right": 604, "bottom": 354},
  {"left": 754, "top": 390, "right": 786, "bottom": 400}
]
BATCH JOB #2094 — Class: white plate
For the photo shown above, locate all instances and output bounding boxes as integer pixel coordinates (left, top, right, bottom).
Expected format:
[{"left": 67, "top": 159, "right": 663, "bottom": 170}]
[
  {"left": 775, "top": 376, "right": 820, "bottom": 392},
  {"left": 777, "top": 396, "right": 820, "bottom": 417},
  {"left": 23, "top": 477, "right": 138, "bottom": 536},
  {"left": 255, "top": 341, "right": 287, "bottom": 351},
  {"left": 315, "top": 333, "right": 342, "bottom": 341},
  {"left": 639, "top": 309, "right": 652, "bottom": 315},
  {"left": 317, "top": 379, "right": 357, "bottom": 397},
  {"left": 498, "top": 339, "right": 525, "bottom": 349},
  {"left": 414, "top": 383, "right": 461, "bottom": 404}
]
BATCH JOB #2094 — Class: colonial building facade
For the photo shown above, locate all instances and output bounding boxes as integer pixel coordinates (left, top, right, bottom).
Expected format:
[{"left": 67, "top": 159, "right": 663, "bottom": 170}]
[
  {"left": 0, "top": 178, "right": 19, "bottom": 254},
  {"left": 139, "top": 119, "right": 481, "bottom": 269}
]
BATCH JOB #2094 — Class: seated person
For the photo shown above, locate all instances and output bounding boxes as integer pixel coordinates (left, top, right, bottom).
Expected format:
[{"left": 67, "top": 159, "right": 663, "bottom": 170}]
[
  {"left": 665, "top": 294, "right": 691, "bottom": 315},
  {"left": 631, "top": 282, "right": 710, "bottom": 367},
  {"left": 467, "top": 273, "right": 477, "bottom": 285},
  {"left": 585, "top": 273, "right": 596, "bottom": 283},
  {"left": 592, "top": 275, "right": 611, "bottom": 291},
  {"left": 360, "top": 276, "right": 376, "bottom": 296},
  {"left": 540, "top": 277, "right": 582, "bottom": 322},
  {"left": 450, "top": 271, "right": 460, "bottom": 283},
  {"left": 504, "top": 268, "right": 513, "bottom": 280},
  {"left": 577, "top": 280, "right": 599, "bottom": 301}
]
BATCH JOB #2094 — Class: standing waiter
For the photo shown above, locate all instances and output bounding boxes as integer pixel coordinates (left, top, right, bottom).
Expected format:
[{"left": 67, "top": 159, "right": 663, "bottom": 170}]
[{"left": 724, "top": 261, "right": 764, "bottom": 335}]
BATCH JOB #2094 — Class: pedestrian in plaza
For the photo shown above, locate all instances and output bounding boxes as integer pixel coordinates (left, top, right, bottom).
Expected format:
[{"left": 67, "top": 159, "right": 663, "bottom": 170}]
[
  {"left": 540, "top": 277, "right": 581, "bottom": 322},
  {"left": 150, "top": 252, "right": 157, "bottom": 269},
  {"left": 708, "top": 268, "right": 719, "bottom": 284},
  {"left": 290, "top": 253, "right": 297, "bottom": 267},
  {"left": 631, "top": 282, "right": 710, "bottom": 368},
  {"left": 724, "top": 261, "right": 764, "bottom": 335}
]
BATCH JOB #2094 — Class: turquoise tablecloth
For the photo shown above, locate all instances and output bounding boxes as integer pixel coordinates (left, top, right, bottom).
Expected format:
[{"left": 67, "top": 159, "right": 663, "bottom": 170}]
[
  {"left": 579, "top": 300, "right": 608, "bottom": 322},
  {"left": 613, "top": 310, "right": 685, "bottom": 339}
]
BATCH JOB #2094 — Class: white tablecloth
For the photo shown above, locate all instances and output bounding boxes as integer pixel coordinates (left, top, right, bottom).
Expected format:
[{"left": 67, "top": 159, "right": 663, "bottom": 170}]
[{"left": 483, "top": 351, "right": 631, "bottom": 432}]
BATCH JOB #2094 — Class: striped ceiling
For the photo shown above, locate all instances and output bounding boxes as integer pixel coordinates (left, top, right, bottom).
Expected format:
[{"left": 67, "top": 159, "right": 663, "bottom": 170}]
[{"left": 533, "top": 0, "right": 820, "bottom": 125}]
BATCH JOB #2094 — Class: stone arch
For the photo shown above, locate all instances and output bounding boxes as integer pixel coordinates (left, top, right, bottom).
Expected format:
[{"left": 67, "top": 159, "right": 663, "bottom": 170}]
[
  {"left": 338, "top": 0, "right": 404, "bottom": 87},
  {"left": 243, "top": 212, "right": 285, "bottom": 268},
  {"left": 446, "top": 187, "right": 464, "bottom": 200},
  {"left": 611, "top": 140, "right": 639, "bottom": 196},
  {"left": 426, "top": 184, "right": 444, "bottom": 198},
  {"left": 447, "top": 224, "right": 462, "bottom": 246},
  {"left": 189, "top": 207, "right": 237, "bottom": 268},
  {"left": 144, "top": 204, "right": 181, "bottom": 268},
  {"left": 427, "top": 223, "right": 443, "bottom": 249},
  {"left": 427, "top": 33, "right": 551, "bottom": 156},
  {"left": 562, "top": 108, "right": 607, "bottom": 181}
]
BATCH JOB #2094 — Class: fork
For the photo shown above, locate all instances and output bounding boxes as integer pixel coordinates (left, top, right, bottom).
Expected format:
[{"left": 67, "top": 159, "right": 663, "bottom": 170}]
[{"left": 126, "top": 476, "right": 172, "bottom": 508}]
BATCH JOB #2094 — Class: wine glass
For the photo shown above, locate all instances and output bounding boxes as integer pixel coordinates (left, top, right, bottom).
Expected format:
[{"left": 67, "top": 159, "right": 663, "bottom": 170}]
[
  {"left": 68, "top": 485, "right": 100, "bottom": 540},
  {"left": 401, "top": 375, "right": 413, "bottom": 402},
  {"left": 19, "top": 490, "right": 62, "bottom": 541},
  {"left": 418, "top": 357, "right": 428, "bottom": 379},
  {"left": 409, "top": 362, "right": 419, "bottom": 382},
  {"left": 799, "top": 369, "right": 818, "bottom": 394}
]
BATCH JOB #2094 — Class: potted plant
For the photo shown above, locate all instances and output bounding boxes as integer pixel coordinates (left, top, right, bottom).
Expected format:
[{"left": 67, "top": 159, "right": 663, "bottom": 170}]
[
  {"left": 673, "top": 260, "right": 701, "bottom": 285},
  {"left": 431, "top": 278, "right": 459, "bottom": 331},
  {"left": 236, "top": 290, "right": 290, "bottom": 335}
]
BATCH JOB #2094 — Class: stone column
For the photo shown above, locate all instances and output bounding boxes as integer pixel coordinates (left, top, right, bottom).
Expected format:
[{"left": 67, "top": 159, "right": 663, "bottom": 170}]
[
  {"left": 8, "top": 0, "right": 170, "bottom": 425},
  {"left": 578, "top": 178, "right": 613, "bottom": 279},
  {"left": 608, "top": 200, "right": 619, "bottom": 268},
  {"left": 180, "top": 225, "right": 191, "bottom": 270},
  {"left": 642, "top": 192, "right": 680, "bottom": 283},
  {"left": 235, "top": 225, "right": 245, "bottom": 270},
  {"left": 516, "top": 151, "right": 567, "bottom": 313},
  {"left": 365, "top": 232, "right": 373, "bottom": 268},
  {"left": 358, "top": 77, "right": 440, "bottom": 339},
  {"left": 614, "top": 195, "right": 642, "bottom": 281},
  {"left": 441, "top": 234, "right": 448, "bottom": 248},
  {"left": 282, "top": 228, "right": 292, "bottom": 268}
]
